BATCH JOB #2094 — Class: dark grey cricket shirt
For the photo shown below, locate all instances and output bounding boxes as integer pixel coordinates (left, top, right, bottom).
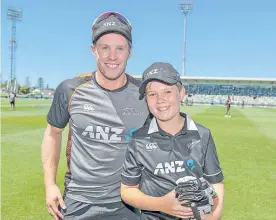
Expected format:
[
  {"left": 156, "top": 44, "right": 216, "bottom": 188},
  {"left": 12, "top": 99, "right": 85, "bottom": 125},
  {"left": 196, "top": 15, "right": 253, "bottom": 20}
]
[
  {"left": 121, "top": 113, "right": 224, "bottom": 219},
  {"left": 47, "top": 72, "right": 149, "bottom": 204}
]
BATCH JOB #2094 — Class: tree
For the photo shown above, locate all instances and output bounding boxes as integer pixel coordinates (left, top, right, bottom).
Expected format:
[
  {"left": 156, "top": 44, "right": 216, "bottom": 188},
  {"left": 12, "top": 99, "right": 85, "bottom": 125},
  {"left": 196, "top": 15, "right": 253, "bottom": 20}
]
[
  {"left": 19, "top": 85, "right": 30, "bottom": 94},
  {"left": 1, "top": 82, "right": 7, "bottom": 89}
]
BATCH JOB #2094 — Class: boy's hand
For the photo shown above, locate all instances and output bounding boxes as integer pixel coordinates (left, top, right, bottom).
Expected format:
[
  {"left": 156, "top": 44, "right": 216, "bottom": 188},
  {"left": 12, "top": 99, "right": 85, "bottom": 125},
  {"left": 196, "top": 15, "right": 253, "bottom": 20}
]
[{"left": 159, "top": 190, "right": 194, "bottom": 219}]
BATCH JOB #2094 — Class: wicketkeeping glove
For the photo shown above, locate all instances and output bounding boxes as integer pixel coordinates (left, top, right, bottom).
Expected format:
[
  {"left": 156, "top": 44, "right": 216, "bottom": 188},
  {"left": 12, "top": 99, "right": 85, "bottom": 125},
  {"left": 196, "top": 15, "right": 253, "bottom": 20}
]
[{"left": 175, "top": 176, "right": 217, "bottom": 220}]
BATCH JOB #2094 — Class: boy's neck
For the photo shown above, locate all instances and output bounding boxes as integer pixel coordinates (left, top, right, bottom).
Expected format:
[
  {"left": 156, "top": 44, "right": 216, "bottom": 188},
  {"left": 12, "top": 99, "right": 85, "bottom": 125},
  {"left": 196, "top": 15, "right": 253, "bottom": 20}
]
[{"left": 156, "top": 114, "right": 185, "bottom": 136}]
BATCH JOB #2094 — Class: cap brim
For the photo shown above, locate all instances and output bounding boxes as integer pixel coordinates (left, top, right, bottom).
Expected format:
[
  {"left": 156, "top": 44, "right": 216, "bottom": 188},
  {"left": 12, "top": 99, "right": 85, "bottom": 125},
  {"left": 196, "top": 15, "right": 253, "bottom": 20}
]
[
  {"left": 93, "top": 30, "right": 131, "bottom": 44},
  {"left": 139, "top": 77, "right": 178, "bottom": 100}
]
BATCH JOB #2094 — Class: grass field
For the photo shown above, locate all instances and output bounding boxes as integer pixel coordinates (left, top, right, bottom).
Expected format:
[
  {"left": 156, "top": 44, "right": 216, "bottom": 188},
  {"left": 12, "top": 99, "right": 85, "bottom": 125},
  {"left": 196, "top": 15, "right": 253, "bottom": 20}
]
[{"left": 1, "top": 99, "right": 276, "bottom": 220}]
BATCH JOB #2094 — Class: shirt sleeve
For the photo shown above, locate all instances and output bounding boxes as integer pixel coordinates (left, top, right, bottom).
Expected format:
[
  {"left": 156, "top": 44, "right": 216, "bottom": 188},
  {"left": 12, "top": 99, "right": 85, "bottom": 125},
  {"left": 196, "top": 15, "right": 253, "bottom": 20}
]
[
  {"left": 121, "top": 138, "right": 143, "bottom": 186},
  {"left": 47, "top": 81, "right": 70, "bottom": 129},
  {"left": 203, "top": 131, "right": 224, "bottom": 184}
]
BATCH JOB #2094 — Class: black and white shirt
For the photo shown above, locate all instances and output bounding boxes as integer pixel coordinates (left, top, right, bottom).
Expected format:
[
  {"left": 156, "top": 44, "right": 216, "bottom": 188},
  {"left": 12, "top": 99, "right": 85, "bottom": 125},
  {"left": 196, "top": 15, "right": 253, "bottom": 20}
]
[{"left": 121, "top": 113, "right": 223, "bottom": 219}]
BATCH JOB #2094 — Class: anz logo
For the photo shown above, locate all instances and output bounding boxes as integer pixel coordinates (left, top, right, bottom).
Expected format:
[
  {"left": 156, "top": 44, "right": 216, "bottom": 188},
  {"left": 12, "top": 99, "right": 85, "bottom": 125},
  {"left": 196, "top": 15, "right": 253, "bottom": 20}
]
[
  {"left": 147, "top": 68, "right": 159, "bottom": 77},
  {"left": 82, "top": 125, "right": 123, "bottom": 141},
  {"left": 82, "top": 125, "right": 136, "bottom": 141},
  {"left": 103, "top": 22, "right": 116, "bottom": 27},
  {"left": 154, "top": 161, "right": 185, "bottom": 175},
  {"left": 146, "top": 68, "right": 168, "bottom": 77}
]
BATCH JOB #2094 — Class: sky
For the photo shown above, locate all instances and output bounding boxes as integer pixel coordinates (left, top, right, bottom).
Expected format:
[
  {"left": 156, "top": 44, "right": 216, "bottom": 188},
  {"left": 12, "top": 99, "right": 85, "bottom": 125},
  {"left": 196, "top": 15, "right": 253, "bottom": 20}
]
[{"left": 1, "top": 0, "right": 276, "bottom": 88}]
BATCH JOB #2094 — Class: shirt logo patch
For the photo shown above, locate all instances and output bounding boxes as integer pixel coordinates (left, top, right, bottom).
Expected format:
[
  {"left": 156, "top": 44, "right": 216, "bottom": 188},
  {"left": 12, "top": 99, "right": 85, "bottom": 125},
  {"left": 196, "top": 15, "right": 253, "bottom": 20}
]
[
  {"left": 122, "top": 108, "right": 144, "bottom": 116},
  {"left": 186, "top": 159, "right": 196, "bottom": 171},
  {"left": 83, "top": 104, "right": 95, "bottom": 111},
  {"left": 146, "top": 142, "right": 158, "bottom": 151},
  {"left": 187, "top": 139, "right": 200, "bottom": 149}
]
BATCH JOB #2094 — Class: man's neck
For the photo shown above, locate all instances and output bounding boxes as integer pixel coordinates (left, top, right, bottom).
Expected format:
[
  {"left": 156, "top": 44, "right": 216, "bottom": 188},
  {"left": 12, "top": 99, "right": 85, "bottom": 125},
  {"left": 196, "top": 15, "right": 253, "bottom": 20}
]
[
  {"left": 157, "top": 114, "right": 185, "bottom": 136},
  {"left": 95, "top": 71, "right": 127, "bottom": 90}
]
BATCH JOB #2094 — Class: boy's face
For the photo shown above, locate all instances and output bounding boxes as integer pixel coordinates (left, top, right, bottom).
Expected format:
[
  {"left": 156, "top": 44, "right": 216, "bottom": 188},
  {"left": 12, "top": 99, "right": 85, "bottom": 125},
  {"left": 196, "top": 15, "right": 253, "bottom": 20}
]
[{"left": 146, "top": 81, "right": 185, "bottom": 122}]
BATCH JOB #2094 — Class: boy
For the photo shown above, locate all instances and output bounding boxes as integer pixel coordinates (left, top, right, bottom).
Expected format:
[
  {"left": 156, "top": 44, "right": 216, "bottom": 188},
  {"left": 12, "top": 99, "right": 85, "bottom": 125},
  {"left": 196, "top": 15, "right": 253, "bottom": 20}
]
[{"left": 121, "top": 62, "right": 224, "bottom": 220}]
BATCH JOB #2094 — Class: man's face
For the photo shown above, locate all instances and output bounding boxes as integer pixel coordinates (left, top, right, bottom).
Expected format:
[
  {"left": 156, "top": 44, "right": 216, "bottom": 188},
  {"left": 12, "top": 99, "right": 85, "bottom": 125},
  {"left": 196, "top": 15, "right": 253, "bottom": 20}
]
[
  {"left": 146, "top": 81, "right": 185, "bottom": 122},
  {"left": 92, "top": 33, "right": 131, "bottom": 80}
]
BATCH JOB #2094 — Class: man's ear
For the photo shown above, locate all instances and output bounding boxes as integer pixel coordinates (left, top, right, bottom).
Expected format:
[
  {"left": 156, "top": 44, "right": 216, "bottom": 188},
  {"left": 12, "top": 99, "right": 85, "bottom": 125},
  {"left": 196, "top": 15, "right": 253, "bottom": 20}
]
[
  {"left": 180, "top": 86, "right": 186, "bottom": 100},
  {"left": 91, "top": 44, "right": 97, "bottom": 57},
  {"left": 128, "top": 47, "right": 132, "bottom": 59}
]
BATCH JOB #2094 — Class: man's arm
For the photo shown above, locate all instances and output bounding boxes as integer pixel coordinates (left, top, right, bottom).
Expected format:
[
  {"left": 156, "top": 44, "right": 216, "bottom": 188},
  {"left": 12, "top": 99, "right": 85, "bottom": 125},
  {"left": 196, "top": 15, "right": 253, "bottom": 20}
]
[
  {"left": 121, "top": 183, "right": 193, "bottom": 219},
  {"left": 41, "top": 124, "right": 66, "bottom": 220}
]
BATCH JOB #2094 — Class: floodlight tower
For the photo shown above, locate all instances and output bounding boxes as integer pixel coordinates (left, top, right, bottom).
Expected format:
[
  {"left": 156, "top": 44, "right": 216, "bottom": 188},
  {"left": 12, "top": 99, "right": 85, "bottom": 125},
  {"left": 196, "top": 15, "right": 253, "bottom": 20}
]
[
  {"left": 7, "top": 8, "right": 22, "bottom": 93},
  {"left": 179, "top": 0, "right": 193, "bottom": 77}
]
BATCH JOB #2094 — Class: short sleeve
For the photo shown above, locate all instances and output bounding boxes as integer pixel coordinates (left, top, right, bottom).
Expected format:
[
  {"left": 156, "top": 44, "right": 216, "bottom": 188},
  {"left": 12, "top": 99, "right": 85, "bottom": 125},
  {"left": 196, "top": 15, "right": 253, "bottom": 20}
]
[
  {"left": 121, "top": 138, "right": 143, "bottom": 186},
  {"left": 203, "top": 132, "right": 224, "bottom": 184},
  {"left": 47, "top": 81, "right": 70, "bottom": 129}
]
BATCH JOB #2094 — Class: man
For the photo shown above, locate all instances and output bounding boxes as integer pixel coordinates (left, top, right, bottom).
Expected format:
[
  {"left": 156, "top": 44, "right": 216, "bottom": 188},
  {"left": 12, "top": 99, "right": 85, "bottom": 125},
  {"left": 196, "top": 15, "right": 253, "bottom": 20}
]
[
  {"left": 121, "top": 62, "right": 224, "bottom": 220},
  {"left": 41, "top": 12, "right": 148, "bottom": 220},
  {"left": 224, "top": 95, "right": 231, "bottom": 117},
  {"left": 9, "top": 92, "right": 16, "bottom": 111},
  {"left": 241, "top": 100, "right": 245, "bottom": 108}
]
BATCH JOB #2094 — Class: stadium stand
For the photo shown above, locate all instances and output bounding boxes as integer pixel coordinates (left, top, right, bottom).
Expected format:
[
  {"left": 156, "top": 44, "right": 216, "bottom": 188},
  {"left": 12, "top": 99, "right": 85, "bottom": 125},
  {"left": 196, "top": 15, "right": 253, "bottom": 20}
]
[
  {"left": 184, "top": 84, "right": 276, "bottom": 97},
  {"left": 181, "top": 77, "right": 276, "bottom": 107},
  {"left": 133, "top": 75, "right": 276, "bottom": 107}
]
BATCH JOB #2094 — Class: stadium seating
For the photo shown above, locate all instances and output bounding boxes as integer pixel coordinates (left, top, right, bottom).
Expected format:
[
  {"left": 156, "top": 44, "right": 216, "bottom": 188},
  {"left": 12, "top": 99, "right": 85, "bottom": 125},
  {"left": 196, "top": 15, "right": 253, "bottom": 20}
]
[
  {"left": 182, "top": 84, "right": 276, "bottom": 107},
  {"left": 184, "top": 84, "right": 276, "bottom": 97}
]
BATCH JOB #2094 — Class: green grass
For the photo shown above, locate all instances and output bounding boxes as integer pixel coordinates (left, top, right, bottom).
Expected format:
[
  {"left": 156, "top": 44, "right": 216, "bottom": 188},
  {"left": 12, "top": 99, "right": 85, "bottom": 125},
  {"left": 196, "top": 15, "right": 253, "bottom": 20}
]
[
  {"left": 1, "top": 100, "right": 276, "bottom": 219},
  {"left": 182, "top": 105, "right": 276, "bottom": 220},
  {"left": 1, "top": 99, "right": 67, "bottom": 220}
]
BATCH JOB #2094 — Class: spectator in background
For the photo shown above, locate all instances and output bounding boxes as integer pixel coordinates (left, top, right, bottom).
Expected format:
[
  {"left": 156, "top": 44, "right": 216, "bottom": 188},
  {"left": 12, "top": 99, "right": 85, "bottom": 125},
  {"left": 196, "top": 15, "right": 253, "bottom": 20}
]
[
  {"left": 225, "top": 95, "right": 231, "bottom": 117},
  {"left": 242, "top": 100, "right": 245, "bottom": 108},
  {"left": 9, "top": 92, "right": 16, "bottom": 111}
]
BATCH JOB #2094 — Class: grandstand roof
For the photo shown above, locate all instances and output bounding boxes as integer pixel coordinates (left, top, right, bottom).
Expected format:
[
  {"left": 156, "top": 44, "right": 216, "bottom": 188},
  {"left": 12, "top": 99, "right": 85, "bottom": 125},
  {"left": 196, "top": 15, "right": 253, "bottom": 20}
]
[
  {"left": 132, "top": 75, "right": 276, "bottom": 85},
  {"left": 181, "top": 76, "right": 276, "bottom": 82}
]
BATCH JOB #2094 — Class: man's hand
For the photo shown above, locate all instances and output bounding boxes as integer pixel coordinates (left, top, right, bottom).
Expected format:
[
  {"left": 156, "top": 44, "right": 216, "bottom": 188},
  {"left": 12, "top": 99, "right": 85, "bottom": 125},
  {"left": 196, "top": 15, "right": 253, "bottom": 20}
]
[
  {"left": 159, "top": 190, "right": 194, "bottom": 219},
  {"left": 46, "top": 184, "right": 66, "bottom": 220}
]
